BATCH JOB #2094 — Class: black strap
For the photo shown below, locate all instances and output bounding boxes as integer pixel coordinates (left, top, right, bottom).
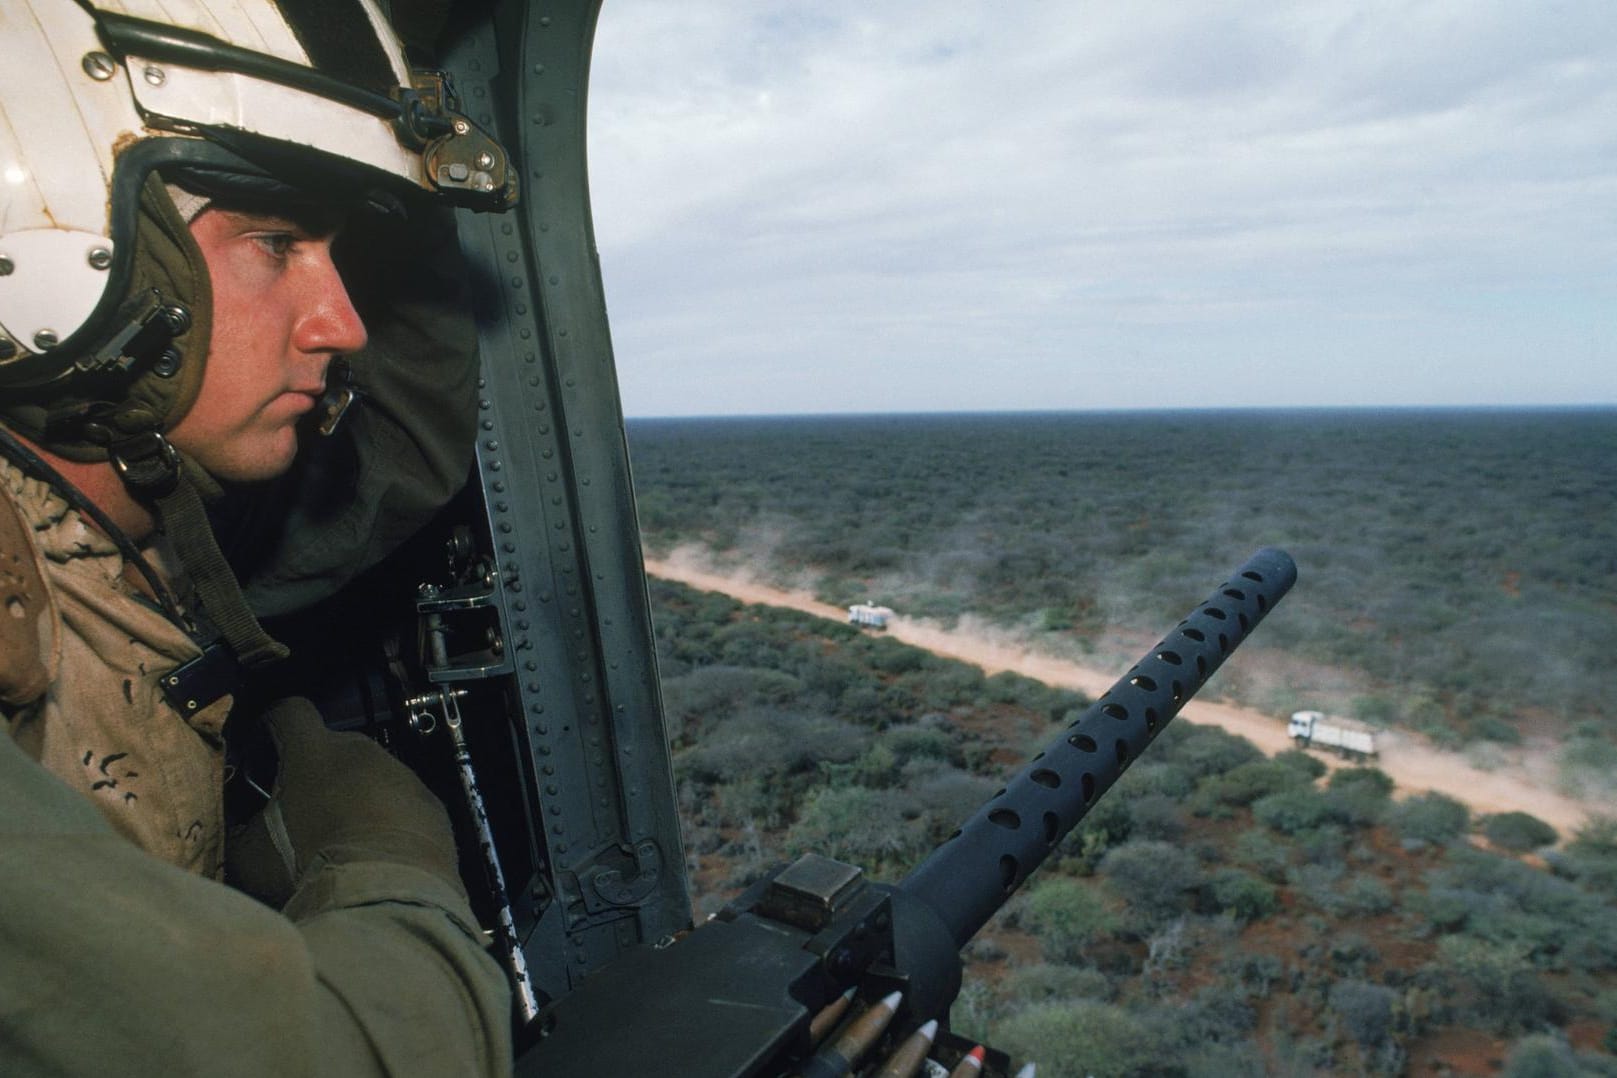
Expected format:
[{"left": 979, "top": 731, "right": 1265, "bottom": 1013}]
[{"left": 109, "top": 431, "right": 290, "bottom": 670}]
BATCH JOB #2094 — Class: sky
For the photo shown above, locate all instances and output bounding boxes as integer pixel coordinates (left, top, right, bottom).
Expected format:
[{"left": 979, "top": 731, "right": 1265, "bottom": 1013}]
[{"left": 586, "top": 2, "right": 1617, "bottom": 418}]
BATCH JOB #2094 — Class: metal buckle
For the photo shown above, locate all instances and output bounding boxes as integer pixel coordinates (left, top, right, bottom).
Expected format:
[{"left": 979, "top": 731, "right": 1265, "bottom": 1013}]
[{"left": 110, "top": 431, "right": 182, "bottom": 498}]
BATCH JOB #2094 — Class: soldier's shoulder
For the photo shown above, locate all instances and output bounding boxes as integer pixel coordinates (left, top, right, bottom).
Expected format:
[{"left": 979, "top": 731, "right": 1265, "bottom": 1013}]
[{"left": 0, "top": 484, "right": 59, "bottom": 707}]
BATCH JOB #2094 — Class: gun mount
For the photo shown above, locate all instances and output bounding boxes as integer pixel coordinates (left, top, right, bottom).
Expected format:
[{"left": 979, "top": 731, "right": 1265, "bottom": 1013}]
[{"left": 517, "top": 548, "right": 1297, "bottom": 1077}]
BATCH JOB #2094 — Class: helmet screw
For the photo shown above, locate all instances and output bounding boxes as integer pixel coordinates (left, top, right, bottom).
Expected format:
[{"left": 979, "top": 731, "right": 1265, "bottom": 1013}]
[
  {"left": 453, "top": 119, "right": 470, "bottom": 135},
  {"left": 87, "top": 247, "right": 113, "bottom": 271},
  {"left": 475, "top": 151, "right": 494, "bottom": 170},
  {"left": 143, "top": 65, "right": 166, "bottom": 87},
  {"left": 0, "top": 255, "right": 12, "bottom": 276},
  {"left": 153, "top": 348, "right": 181, "bottom": 378},
  {"left": 82, "top": 52, "right": 117, "bottom": 81},
  {"left": 33, "top": 330, "right": 60, "bottom": 351},
  {"left": 160, "top": 304, "right": 191, "bottom": 335}
]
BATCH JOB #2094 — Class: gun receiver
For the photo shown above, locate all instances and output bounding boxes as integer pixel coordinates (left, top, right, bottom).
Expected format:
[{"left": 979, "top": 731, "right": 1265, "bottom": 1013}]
[{"left": 517, "top": 548, "right": 1297, "bottom": 1077}]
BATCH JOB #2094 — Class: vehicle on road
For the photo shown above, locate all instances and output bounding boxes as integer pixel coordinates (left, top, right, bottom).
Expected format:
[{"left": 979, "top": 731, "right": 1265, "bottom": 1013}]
[
  {"left": 1289, "top": 709, "right": 1378, "bottom": 759},
  {"left": 848, "top": 602, "right": 895, "bottom": 630}
]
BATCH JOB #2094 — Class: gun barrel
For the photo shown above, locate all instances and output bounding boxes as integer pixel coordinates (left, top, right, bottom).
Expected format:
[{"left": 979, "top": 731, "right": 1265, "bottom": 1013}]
[{"left": 899, "top": 547, "right": 1297, "bottom": 947}]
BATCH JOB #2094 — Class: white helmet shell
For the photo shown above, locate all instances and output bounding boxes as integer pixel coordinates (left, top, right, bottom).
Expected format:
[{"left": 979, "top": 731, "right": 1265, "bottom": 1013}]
[{"left": 0, "top": 3, "right": 143, "bottom": 366}]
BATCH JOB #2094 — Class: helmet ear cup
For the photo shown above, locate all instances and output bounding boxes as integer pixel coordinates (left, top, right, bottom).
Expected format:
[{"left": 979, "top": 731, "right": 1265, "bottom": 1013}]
[
  {"left": 125, "top": 175, "right": 213, "bottom": 437},
  {"left": 0, "top": 176, "right": 212, "bottom": 462}
]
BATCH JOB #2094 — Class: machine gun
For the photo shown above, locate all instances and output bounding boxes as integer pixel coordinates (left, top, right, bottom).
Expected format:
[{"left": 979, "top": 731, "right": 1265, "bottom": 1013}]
[
  {"left": 257, "top": 3, "right": 1298, "bottom": 1073},
  {"left": 516, "top": 548, "right": 1296, "bottom": 1076}
]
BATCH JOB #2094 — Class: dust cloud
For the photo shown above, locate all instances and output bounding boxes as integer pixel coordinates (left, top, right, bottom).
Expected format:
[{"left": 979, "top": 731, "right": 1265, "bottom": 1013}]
[{"left": 645, "top": 551, "right": 1606, "bottom": 839}]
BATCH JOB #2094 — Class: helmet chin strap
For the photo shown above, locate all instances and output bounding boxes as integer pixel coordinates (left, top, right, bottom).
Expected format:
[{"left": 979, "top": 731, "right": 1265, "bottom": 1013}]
[{"left": 107, "top": 426, "right": 289, "bottom": 669}]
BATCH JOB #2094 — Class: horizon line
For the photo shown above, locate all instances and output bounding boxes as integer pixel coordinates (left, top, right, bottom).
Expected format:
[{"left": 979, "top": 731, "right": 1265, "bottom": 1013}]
[{"left": 624, "top": 402, "right": 1617, "bottom": 422}]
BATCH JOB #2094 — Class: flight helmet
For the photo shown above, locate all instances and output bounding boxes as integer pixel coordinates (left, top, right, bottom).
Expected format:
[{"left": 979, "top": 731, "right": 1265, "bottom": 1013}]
[{"left": 0, "top": 0, "right": 514, "bottom": 458}]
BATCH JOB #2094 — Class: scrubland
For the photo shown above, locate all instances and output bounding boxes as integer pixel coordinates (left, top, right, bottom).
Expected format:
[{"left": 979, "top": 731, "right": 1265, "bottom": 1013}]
[
  {"left": 629, "top": 408, "right": 1617, "bottom": 800},
  {"left": 650, "top": 579, "right": 1617, "bottom": 1076}
]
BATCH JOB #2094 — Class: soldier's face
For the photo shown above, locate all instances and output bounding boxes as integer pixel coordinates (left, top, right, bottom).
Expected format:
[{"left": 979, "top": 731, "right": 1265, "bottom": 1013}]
[{"left": 167, "top": 205, "right": 367, "bottom": 481}]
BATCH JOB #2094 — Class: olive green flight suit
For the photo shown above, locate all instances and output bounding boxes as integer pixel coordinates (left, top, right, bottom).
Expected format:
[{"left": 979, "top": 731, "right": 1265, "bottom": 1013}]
[{"left": 0, "top": 467, "right": 512, "bottom": 1076}]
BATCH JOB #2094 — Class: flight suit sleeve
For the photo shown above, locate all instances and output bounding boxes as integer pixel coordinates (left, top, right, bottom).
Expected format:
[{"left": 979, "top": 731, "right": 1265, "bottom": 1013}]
[{"left": 0, "top": 730, "right": 513, "bottom": 1078}]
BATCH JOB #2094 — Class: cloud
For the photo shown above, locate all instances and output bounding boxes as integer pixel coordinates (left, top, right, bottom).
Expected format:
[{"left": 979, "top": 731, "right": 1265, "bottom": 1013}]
[{"left": 588, "top": 1, "right": 1617, "bottom": 415}]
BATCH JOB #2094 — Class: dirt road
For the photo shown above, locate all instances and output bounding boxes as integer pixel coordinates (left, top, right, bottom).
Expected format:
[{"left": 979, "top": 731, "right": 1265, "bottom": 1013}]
[{"left": 646, "top": 554, "right": 1604, "bottom": 837}]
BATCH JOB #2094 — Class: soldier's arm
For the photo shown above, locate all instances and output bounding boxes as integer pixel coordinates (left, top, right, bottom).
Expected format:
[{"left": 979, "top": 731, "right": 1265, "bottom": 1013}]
[{"left": 0, "top": 725, "right": 512, "bottom": 1077}]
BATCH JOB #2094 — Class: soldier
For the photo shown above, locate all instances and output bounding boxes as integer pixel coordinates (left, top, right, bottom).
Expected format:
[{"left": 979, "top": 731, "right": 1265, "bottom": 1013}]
[{"left": 0, "top": 1, "right": 515, "bottom": 1072}]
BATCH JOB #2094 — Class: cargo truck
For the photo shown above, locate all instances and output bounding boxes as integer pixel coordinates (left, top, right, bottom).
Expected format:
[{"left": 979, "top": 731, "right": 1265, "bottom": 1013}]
[
  {"left": 1289, "top": 710, "right": 1378, "bottom": 759},
  {"left": 847, "top": 602, "right": 895, "bottom": 629}
]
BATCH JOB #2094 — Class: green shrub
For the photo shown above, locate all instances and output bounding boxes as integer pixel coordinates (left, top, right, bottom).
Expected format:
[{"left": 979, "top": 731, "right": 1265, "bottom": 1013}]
[
  {"left": 784, "top": 786, "right": 926, "bottom": 864},
  {"left": 1329, "top": 980, "right": 1397, "bottom": 1050},
  {"left": 1117, "top": 761, "right": 1194, "bottom": 800},
  {"left": 1289, "top": 862, "right": 1347, "bottom": 914},
  {"left": 1328, "top": 932, "right": 1380, "bottom": 977},
  {"left": 1253, "top": 787, "right": 1335, "bottom": 835},
  {"left": 1126, "top": 793, "right": 1185, "bottom": 841},
  {"left": 902, "top": 763, "right": 999, "bottom": 846},
  {"left": 1324, "top": 767, "right": 1394, "bottom": 827},
  {"left": 1556, "top": 817, "right": 1617, "bottom": 894},
  {"left": 993, "top": 1000, "right": 1157, "bottom": 1078},
  {"left": 1269, "top": 748, "right": 1322, "bottom": 779},
  {"left": 1192, "top": 759, "right": 1312, "bottom": 812},
  {"left": 661, "top": 665, "right": 807, "bottom": 741},
  {"left": 1338, "top": 874, "right": 1395, "bottom": 917},
  {"left": 1425, "top": 847, "right": 1617, "bottom": 970},
  {"left": 878, "top": 722, "right": 961, "bottom": 767},
  {"left": 1232, "top": 827, "right": 1291, "bottom": 882},
  {"left": 1501, "top": 1034, "right": 1587, "bottom": 1078},
  {"left": 1484, "top": 812, "right": 1559, "bottom": 852},
  {"left": 1204, "top": 868, "right": 1279, "bottom": 922},
  {"left": 677, "top": 709, "right": 867, "bottom": 785},
  {"left": 1393, "top": 792, "right": 1470, "bottom": 846},
  {"left": 1098, "top": 840, "right": 1204, "bottom": 925},
  {"left": 1431, "top": 936, "right": 1557, "bottom": 1034},
  {"left": 1296, "top": 823, "right": 1350, "bottom": 867},
  {"left": 1218, "top": 951, "right": 1285, "bottom": 997},
  {"left": 1163, "top": 725, "right": 1264, "bottom": 780},
  {"left": 1408, "top": 886, "right": 1469, "bottom": 935},
  {"left": 1471, "top": 714, "right": 1524, "bottom": 745},
  {"left": 1328, "top": 767, "right": 1395, "bottom": 797},
  {"left": 1022, "top": 878, "right": 1119, "bottom": 963}
]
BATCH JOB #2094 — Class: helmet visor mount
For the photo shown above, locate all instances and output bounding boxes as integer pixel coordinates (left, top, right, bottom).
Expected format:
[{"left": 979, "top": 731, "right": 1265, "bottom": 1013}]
[{"left": 98, "top": 12, "right": 516, "bottom": 214}]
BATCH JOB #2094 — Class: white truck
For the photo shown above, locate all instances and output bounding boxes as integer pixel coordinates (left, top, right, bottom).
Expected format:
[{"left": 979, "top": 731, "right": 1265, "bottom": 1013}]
[
  {"left": 847, "top": 602, "right": 895, "bottom": 630},
  {"left": 1288, "top": 710, "right": 1377, "bottom": 759}
]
